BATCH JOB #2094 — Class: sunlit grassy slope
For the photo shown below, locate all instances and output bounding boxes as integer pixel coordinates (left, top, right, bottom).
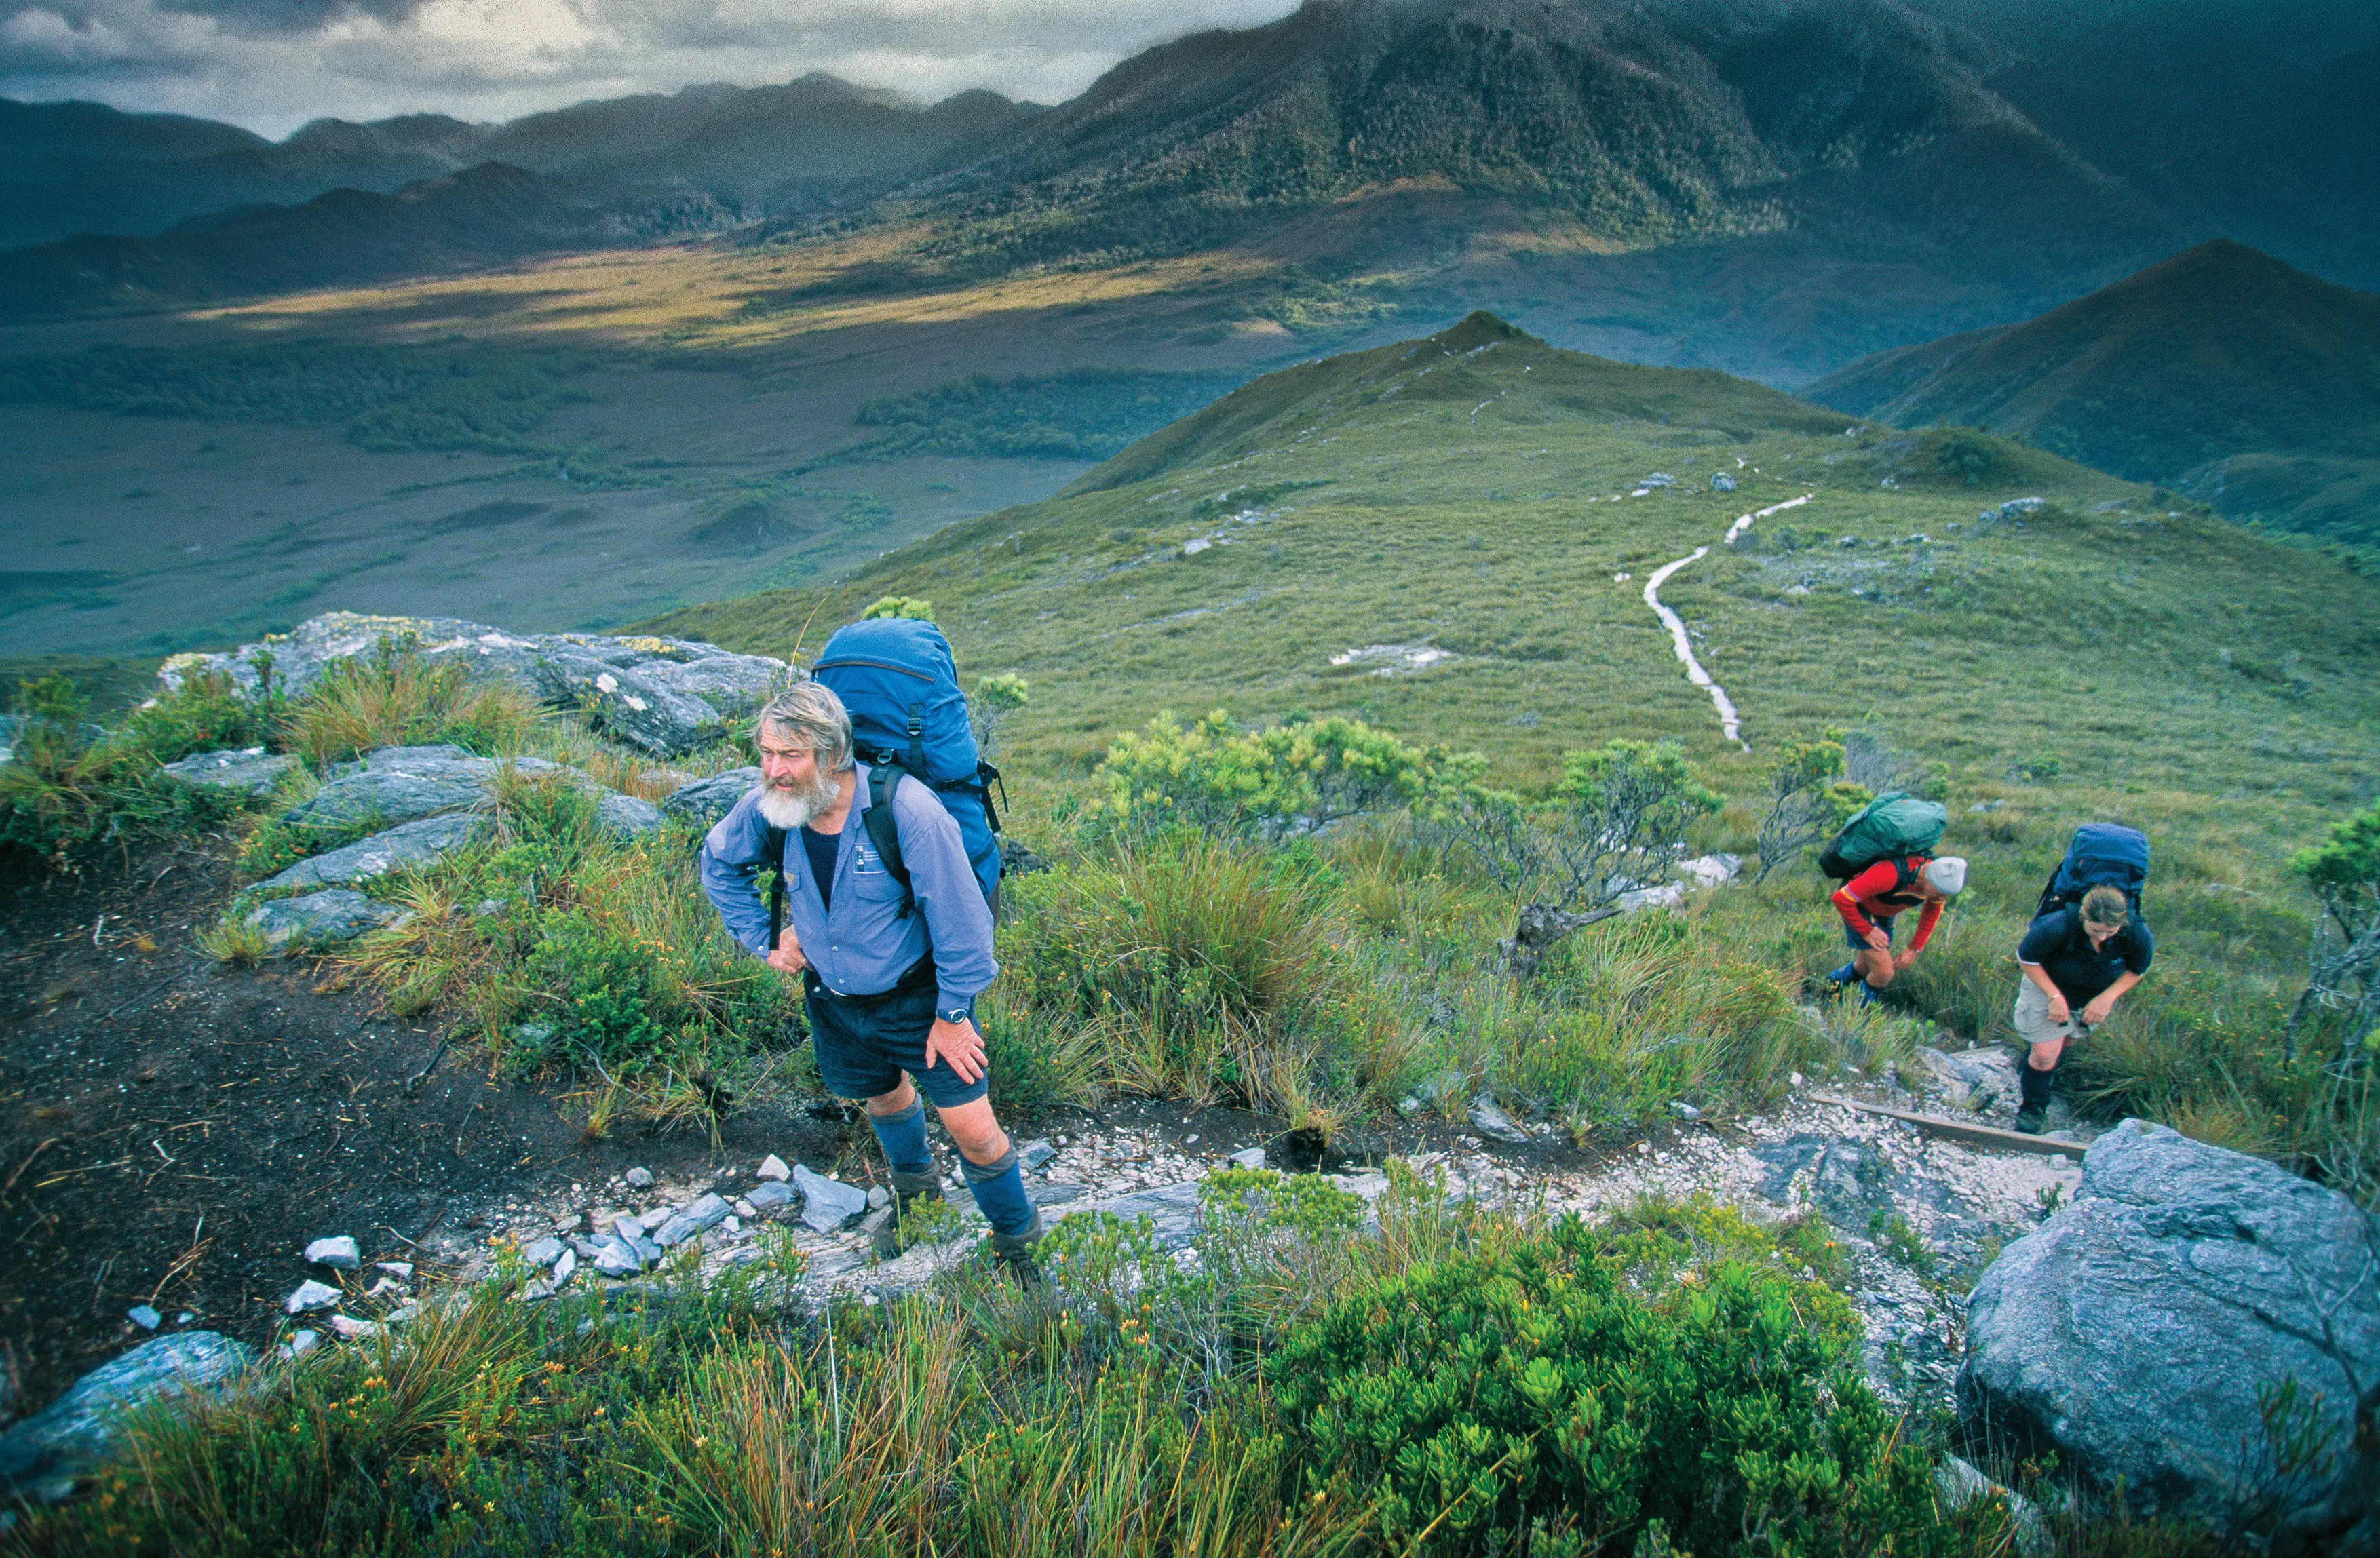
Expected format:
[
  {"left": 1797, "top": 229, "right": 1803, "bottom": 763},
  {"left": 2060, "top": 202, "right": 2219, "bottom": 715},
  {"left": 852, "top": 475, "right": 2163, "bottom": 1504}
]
[{"left": 651, "top": 312, "right": 2379, "bottom": 862}]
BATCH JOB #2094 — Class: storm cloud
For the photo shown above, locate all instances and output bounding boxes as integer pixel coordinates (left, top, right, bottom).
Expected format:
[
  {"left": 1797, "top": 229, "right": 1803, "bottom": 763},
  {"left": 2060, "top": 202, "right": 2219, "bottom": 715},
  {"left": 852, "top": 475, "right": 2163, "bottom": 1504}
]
[{"left": 0, "top": 0, "right": 1301, "bottom": 134}]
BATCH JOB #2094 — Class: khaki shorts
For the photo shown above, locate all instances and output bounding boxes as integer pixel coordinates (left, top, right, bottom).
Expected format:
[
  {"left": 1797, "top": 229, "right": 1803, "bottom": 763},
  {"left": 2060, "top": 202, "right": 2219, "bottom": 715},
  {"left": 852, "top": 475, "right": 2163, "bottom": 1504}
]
[{"left": 2013, "top": 977, "right": 2093, "bottom": 1049}]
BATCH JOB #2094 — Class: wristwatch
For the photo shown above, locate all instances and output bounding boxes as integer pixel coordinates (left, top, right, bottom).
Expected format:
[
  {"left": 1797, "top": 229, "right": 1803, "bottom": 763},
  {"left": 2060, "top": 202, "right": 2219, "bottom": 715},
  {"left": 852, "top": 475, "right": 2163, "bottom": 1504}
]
[{"left": 936, "top": 1004, "right": 973, "bottom": 1026}]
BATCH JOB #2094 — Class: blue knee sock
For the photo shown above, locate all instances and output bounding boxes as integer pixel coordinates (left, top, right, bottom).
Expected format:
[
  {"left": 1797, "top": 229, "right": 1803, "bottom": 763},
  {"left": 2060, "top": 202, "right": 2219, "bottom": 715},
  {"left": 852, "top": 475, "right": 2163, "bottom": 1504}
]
[
  {"left": 1858, "top": 980, "right": 1882, "bottom": 1007},
  {"left": 1826, "top": 962, "right": 1858, "bottom": 985},
  {"left": 867, "top": 1099, "right": 932, "bottom": 1175},
  {"left": 959, "top": 1144, "right": 1037, "bottom": 1238}
]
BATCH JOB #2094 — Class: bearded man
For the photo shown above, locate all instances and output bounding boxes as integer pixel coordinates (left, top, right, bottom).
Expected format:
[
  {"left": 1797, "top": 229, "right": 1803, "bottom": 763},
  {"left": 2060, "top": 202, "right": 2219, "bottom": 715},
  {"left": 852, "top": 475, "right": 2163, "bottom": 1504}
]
[{"left": 697, "top": 681, "right": 1040, "bottom": 1276}]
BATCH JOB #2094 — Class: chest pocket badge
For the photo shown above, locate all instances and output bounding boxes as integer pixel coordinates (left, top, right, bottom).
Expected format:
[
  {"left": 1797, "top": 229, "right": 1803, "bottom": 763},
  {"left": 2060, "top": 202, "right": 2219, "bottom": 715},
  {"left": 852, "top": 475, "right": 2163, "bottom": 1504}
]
[{"left": 851, "top": 844, "right": 886, "bottom": 875}]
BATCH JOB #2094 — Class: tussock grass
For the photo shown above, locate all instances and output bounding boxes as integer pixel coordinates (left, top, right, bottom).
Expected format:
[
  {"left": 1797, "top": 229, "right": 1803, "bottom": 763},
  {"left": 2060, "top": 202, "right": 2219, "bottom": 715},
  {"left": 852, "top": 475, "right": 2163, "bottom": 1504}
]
[{"left": 279, "top": 638, "right": 539, "bottom": 769}]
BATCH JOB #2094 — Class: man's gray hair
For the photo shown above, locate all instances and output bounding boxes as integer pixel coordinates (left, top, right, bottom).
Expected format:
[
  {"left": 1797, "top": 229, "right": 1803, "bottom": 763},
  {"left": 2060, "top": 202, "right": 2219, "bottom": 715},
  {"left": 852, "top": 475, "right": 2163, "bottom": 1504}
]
[{"left": 756, "top": 680, "right": 855, "bottom": 771}]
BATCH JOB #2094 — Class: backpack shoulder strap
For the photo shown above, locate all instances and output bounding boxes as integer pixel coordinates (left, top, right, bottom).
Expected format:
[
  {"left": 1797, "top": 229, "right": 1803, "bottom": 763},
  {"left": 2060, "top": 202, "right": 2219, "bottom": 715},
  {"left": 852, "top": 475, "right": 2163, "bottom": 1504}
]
[
  {"left": 865, "top": 764, "right": 916, "bottom": 919},
  {"left": 764, "top": 825, "right": 787, "bottom": 948}
]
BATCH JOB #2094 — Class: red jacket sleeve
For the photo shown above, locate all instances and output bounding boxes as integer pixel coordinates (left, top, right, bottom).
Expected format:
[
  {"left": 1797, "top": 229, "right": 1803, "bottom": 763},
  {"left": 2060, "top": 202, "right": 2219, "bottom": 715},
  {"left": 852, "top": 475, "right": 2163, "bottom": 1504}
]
[
  {"left": 1831, "top": 859, "right": 1901, "bottom": 939},
  {"left": 1910, "top": 897, "right": 1943, "bottom": 952}
]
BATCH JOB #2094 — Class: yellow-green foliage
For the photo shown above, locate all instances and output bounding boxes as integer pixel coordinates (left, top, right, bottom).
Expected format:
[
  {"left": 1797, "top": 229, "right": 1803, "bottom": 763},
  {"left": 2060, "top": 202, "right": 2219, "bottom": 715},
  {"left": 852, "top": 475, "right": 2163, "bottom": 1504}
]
[{"left": 1092, "top": 709, "right": 1475, "bottom": 840}]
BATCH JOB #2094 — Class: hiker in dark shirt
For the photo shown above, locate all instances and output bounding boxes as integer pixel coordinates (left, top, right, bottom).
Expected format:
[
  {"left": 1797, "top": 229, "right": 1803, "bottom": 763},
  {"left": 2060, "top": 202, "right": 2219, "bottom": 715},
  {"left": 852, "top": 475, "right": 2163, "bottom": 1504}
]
[{"left": 2011, "top": 884, "right": 2153, "bottom": 1133}]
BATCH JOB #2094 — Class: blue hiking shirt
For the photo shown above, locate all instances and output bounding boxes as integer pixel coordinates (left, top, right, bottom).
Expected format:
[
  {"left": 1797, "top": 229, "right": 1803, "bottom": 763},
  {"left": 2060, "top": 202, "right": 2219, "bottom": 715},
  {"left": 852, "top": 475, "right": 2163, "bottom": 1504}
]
[{"left": 698, "top": 762, "right": 997, "bottom": 1013}]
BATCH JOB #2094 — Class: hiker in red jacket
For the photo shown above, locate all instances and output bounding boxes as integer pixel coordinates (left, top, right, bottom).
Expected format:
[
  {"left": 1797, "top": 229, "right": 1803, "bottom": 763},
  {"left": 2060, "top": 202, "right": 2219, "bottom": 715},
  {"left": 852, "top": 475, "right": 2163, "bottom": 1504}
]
[{"left": 1823, "top": 855, "right": 1968, "bottom": 1006}]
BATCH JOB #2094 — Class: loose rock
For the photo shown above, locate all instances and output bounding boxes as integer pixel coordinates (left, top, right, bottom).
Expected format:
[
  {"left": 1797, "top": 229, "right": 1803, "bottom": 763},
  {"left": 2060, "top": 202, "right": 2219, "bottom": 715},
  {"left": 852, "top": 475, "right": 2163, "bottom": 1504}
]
[
  {"left": 304, "top": 1235, "right": 360, "bottom": 1270},
  {"left": 1468, "top": 1098, "right": 1533, "bottom": 1146},
  {"left": 746, "top": 1180, "right": 796, "bottom": 1214},
  {"left": 124, "top": 1306, "right": 160, "bottom": 1331},
  {"left": 1227, "top": 1147, "right": 1268, "bottom": 1171},
  {"left": 284, "top": 1279, "right": 340, "bottom": 1314},
  {"left": 754, "top": 1154, "right": 791, "bottom": 1182},
  {"left": 792, "top": 1165, "right": 869, "bottom": 1233},
  {"left": 654, "top": 1194, "right": 731, "bottom": 1248},
  {"left": 1017, "top": 1140, "right": 1056, "bottom": 1173},
  {"left": 624, "top": 1167, "right": 655, "bottom": 1190}
]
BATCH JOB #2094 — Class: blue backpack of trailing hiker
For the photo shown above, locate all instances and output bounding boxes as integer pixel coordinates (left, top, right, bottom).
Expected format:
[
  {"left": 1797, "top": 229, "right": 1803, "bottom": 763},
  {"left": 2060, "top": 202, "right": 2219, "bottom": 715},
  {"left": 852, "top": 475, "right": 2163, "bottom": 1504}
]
[
  {"left": 2037, "top": 823, "right": 2149, "bottom": 922},
  {"left": 811, "top": 617, "right": 1003, "bottom": 912}
]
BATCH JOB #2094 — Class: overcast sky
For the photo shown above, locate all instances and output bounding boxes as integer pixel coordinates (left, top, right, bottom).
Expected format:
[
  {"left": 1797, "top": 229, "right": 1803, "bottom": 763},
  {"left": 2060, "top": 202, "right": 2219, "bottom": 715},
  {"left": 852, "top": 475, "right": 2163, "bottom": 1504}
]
[{"left": 0, "top": 0, "right": 1303, "bottom": 135}]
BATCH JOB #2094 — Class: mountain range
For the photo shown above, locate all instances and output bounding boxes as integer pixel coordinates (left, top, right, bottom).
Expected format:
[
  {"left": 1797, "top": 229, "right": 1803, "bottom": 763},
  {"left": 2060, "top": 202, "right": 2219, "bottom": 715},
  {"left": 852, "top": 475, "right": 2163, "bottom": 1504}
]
[
  {"left": 0, "top": 75, "right": 1043, "bottom": 254},
  {"left": 1808, "top": 240, "right": 2380, "bottom": 543}
]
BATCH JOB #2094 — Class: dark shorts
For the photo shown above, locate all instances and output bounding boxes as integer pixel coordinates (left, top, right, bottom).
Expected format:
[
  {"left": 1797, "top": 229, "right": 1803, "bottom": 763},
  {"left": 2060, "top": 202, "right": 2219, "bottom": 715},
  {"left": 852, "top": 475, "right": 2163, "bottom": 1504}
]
[
  {"left": 805, "top": 966, "right": 987, "bottom": 1109},
  {"left": 1846, "top": 914, "right": 1897, "bottom": 951}
]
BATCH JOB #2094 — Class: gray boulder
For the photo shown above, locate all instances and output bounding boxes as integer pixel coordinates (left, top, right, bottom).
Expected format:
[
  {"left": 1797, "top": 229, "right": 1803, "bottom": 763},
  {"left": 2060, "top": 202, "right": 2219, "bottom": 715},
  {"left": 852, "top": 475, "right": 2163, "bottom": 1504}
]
[
  {"left": 662, "top": 768, "right": 760, "bottom": 827},
  {"left": 1711, "top": 473, "right": 1738, "bottom": 492},
  {"left": 244, "top": 889, "right": 402, "bottom": 951},
  {"left": 0, "top": 1332, "right": 256, "bottom": 1502},
  {"left": 595, "top": 792, "right": 666, "bottom": 840},
  {"left": 256, "top": 813, "right": 486, "bottom": 893},
  {"left": 158, "top": 747, "right": 296, "bottom": 797},
  {"left": 1961, "top": 1121, "right": 2379, "bottom": 1555},
  {"left": 284, "top": 746, "right": 561, "bottom": 830},
  {"left": 530, "top": 645, "right": 725, "bottom": 758},
  {"left": 155, "top": 611, "right": 790, "bottom": 758}
]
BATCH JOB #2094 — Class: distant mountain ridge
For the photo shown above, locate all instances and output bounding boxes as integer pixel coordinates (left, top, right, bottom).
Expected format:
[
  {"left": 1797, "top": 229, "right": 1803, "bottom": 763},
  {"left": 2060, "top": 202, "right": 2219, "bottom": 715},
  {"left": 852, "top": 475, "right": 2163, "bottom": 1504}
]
[
  {"left": 1806, "top": 240, "right": 2380, "bottom": 543},
  {"left": 0, "top": 75, "right": 1042, "bottom": 252},
  {"left": 0, "top": 163, "right": 740, "bottom": 322}
]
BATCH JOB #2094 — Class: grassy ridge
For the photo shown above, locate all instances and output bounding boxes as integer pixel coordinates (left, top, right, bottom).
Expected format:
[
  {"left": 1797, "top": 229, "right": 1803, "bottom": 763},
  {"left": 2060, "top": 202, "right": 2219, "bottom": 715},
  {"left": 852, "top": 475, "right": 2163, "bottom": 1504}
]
[{"left": 651, "top": 311, "right": 2380, "bottom": 1176}]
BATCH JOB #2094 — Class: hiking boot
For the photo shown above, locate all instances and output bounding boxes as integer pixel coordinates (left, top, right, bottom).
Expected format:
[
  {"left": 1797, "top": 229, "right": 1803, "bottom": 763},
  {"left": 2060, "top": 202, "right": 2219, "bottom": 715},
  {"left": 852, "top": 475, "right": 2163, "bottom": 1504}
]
[
  {"left": 988, "top": 1207, "right": 1045, "bottom": 1286},
  {"left": 2014, "top": 1102, "right": 2050, "bottom": 1135},
  {"left": 1824, "top": 962, "right": 1860, "bottom": 987},
  {"left": 869, "top": 1169, "right": 945, "bottom": 1259}
]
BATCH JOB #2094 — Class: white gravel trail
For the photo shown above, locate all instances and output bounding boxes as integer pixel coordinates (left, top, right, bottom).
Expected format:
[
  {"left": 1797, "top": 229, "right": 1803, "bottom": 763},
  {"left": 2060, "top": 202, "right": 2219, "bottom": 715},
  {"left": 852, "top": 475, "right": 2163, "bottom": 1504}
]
[{"left": 1643, "top": 493, "right": 1811, "bottom": 749}]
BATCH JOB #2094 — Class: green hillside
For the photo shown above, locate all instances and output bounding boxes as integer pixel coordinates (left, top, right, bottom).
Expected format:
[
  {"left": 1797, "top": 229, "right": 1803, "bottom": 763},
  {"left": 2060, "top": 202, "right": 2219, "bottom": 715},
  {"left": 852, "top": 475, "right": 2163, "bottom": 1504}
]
[
  {"left": 655, "top": 311, "right": 2377, "bottom": 841},
  {"left": 1807, "top": 241, "right": 2380, "bottom": 545}
]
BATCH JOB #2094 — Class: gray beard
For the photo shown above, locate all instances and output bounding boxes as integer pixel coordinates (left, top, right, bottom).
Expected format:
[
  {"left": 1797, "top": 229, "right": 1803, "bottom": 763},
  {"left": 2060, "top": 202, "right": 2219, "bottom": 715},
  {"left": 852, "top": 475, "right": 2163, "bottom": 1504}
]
[{"left": 754, "top": 770, "right": 839, "bottom": 831}]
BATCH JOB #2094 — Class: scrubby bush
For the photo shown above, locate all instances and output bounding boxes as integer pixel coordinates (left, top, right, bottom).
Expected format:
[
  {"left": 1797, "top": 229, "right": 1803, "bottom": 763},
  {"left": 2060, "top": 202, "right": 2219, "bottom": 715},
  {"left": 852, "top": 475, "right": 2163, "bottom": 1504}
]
[
  {"left": 971, "top": 672, "right": 1029, "bottom": 758},
  {"left": 2288, "top": 799, "right": 2380, "bottom": 1076},
  {"left": 1754, "top": 735, "right": 1870, "bottom": 882},
  {"left": 1095, "top": 708, "right": 1477, "bottom": 842},
  {"left": 0, "top": 671, "right": 250, "bottom": 860},
  {"left": 1269, "top": 1220, "right": 1966, "bottom": 1557},
  {"left": 858, "top": 595, "right": 936, "bottom": 622},
  {"left": 1450, "top": 739, "right": 1721, "bottom": 910}
]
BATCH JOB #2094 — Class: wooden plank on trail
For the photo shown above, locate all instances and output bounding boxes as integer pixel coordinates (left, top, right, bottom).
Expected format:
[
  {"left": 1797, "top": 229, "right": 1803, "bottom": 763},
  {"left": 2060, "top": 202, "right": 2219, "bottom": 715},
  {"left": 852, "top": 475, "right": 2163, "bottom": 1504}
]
[{"left": 1809, "top": 1093, "right": 2089, "bottom": 1158}]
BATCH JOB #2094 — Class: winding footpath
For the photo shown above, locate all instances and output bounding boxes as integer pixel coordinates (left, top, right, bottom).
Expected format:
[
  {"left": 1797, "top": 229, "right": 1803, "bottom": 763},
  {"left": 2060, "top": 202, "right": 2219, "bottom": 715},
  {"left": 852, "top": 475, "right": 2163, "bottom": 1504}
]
[{"left": 1642, "top": 493, "right": 1812, "bottom": 749}]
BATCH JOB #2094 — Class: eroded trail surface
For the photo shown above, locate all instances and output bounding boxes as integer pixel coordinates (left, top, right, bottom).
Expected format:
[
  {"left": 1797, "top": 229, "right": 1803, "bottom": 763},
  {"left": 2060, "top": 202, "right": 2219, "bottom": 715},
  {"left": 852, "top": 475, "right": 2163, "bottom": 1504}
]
[
  {"left": 4, "top": 841, "right": 2087, "bottom": 1433},
  {"left": 1643, "top": 493, "right": 1811, "bottom": 748}
]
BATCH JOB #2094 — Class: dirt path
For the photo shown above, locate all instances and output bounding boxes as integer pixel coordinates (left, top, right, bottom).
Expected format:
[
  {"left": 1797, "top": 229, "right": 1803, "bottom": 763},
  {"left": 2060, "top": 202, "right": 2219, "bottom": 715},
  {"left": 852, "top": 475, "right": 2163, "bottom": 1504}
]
[{"left": 1643, "top": 493, "right": 1811, "bottom": 749}]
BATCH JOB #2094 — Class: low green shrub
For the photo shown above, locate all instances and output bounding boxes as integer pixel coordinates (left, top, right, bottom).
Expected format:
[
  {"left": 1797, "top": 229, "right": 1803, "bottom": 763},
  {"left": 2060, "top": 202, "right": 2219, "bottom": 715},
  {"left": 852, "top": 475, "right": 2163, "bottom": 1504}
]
[
  {"left": 1091, "top": 709, "right": 1476, "bottom": 842},
  {"left": 1269, "top": 1222, "right": 1974, "bottom": 1557},
  {"left": 0, "top": 672, "right": 250, "bottom": 860}
]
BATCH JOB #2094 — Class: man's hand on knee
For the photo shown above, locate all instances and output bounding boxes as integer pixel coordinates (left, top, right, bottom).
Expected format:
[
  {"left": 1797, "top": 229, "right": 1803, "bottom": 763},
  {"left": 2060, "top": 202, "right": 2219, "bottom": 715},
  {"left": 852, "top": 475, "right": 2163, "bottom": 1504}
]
[{"left": 925, "top": 1015, "right": 986, "bottom": 1085}]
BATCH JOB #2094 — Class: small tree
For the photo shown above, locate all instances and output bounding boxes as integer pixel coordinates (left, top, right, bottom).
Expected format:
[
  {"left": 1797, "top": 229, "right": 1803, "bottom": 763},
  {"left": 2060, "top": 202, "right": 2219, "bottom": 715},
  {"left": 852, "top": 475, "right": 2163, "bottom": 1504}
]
[
  {"left": 2288, "top": 800, "right": 2380, "bottom": 1076},
  {"left": 859, "top": 596, "right": 934, "bottom": 622},
  {"left": 1754, "top": 736, "right": 1872, "bottom": 883},
  {"left": 971, "top": 672, "right": 1029, "bottom": 758},
  {"left": 1093, "top": 709, "right": 1476, "bottom": 842},
  {"left": 1442, "top": 740, "right": 1721, "bottom": 974}
]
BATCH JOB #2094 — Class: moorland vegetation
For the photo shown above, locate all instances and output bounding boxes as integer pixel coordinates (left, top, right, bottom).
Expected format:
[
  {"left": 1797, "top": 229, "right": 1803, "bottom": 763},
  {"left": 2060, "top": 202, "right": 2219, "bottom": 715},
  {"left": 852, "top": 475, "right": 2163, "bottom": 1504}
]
[{"left": 4, "top": 313, "right": 2376, "bottom": 1555}]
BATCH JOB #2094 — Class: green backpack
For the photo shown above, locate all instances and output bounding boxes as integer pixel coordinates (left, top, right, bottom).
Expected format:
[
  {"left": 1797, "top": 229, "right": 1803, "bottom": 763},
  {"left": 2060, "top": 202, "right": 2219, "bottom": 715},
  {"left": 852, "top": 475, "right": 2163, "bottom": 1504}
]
[{"left": 1819, "top": 791, "right": 1946, "bottom": 881}]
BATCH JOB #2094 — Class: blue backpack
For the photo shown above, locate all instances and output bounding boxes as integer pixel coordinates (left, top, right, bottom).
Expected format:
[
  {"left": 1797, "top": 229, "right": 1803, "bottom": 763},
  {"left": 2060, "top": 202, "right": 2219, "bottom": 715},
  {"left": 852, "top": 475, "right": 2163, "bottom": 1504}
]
[
  {"left": 811, "top": 617, "right": 1003, "bottom": 913},
  {"left": 2037, "top": 823, "right": 2149, "bottom": 922}
]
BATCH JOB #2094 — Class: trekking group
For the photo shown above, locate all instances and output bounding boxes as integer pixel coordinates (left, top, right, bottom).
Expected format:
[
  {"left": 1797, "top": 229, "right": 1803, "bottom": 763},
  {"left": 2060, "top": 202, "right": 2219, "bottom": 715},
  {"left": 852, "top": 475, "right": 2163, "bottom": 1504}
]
[
  {"left": 1818, "top": 793, "right": 2152, "bottom": 1135},
  {"left": 695, "top": 615, "right": 2156, "bottom": 1285}
]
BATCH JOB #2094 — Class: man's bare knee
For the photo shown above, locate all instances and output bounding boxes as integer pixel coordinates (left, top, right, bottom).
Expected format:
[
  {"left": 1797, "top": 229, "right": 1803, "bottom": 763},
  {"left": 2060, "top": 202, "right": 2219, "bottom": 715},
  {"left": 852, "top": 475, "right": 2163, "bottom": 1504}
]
[
  {"left": 936, "top": 1097, "right": 1008, "bottom": 1163},
  {"left": 1864, "top": 960, "right": 1896, "bottom": 987},
  {"left": 867, "top": 1079, "right": 917, "bottom": 1116}
]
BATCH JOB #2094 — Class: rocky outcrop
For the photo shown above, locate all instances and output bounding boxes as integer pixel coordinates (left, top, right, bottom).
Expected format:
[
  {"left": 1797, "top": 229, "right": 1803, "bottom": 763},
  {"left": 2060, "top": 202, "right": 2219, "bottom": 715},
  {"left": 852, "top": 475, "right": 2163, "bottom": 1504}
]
[
  {"left": 660, "top": 767, "right": 760, "bottom": 827},
  {"left": 245, "top": 888, "right": 405, "bottom": 951},
  {"left": 1960, "top": 1121, "right": 2380, "bottom": 1556},
  {"left": 157, "top": 747, "right": 296, "bottom": 796},
  {"left": 0, "top": 1333, "right": 255, "bottom": 1504},
  {"left": 157, "top": 612, "right": 790, "bottom": 758},
  {"left": 283, "top": 745, "right": 564, "bottom": 830},
  {"left": 256, "top": 812, "right": 486, "bottom": 894}
]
